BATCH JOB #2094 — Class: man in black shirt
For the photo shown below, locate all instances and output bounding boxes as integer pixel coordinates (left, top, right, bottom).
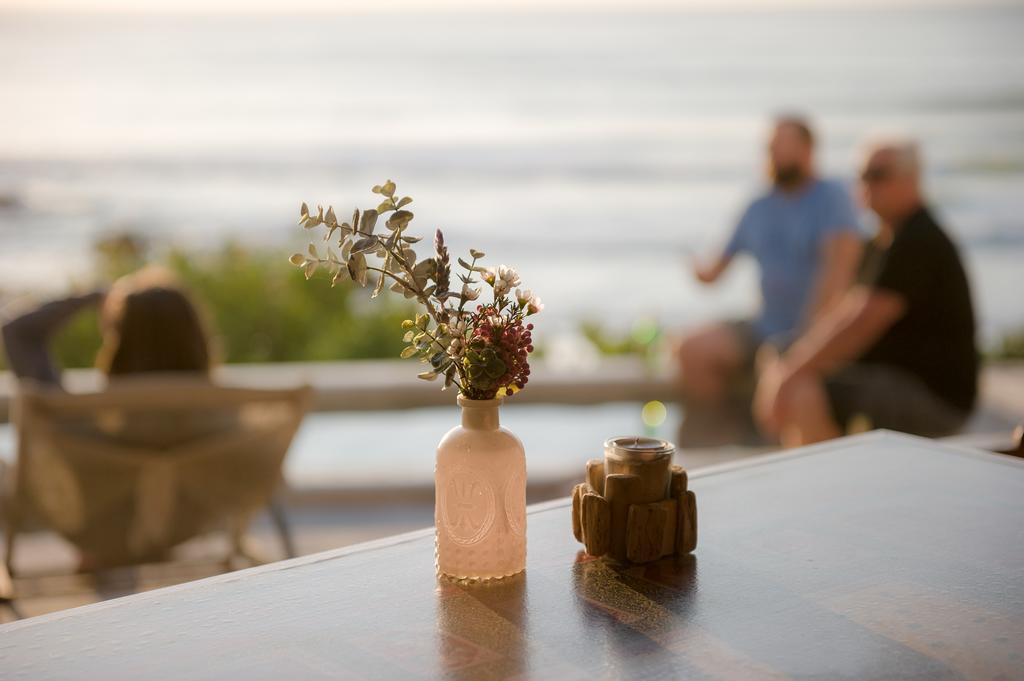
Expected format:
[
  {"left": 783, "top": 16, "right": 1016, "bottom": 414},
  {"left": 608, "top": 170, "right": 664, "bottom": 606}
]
[{"left": 752, "top": 139, "right": 978, "bottom": 447}]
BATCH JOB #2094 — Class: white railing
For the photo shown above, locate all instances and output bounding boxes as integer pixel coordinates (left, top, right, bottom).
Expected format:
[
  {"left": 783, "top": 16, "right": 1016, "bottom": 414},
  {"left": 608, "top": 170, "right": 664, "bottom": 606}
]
[
  {"left": 2, "top": 359, "right": 1020, "bottom": 427},
  {"left": 0, "top": 357, "right": 678, "bottom": 423}
]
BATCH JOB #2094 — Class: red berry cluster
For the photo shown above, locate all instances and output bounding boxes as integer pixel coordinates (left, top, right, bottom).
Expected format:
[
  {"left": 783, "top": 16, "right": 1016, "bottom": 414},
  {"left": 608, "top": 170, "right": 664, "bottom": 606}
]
[{"left": 473, "top": 306, "right": 534, "bottom": 397}]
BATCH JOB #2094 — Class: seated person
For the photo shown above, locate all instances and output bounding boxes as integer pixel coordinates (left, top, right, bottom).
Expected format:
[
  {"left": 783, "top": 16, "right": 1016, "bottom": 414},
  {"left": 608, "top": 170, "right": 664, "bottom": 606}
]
[
  {"left": 753, "top": 139, "right": 978, "bottom": 447},
  {"left": 676, "top": 116, "right": 862, "bottom": 444},
  {"left": 2, "top": 268, "right": 220, "bottom": 567},
  {"left": 2, "top": 266, "right": 213, "bottom": 389}
]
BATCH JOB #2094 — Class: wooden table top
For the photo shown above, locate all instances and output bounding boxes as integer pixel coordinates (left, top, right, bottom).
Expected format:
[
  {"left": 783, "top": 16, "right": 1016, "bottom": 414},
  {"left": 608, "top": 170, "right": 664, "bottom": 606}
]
[{"left": 3, "top": 431, "right": 1023, "bottom": 680}]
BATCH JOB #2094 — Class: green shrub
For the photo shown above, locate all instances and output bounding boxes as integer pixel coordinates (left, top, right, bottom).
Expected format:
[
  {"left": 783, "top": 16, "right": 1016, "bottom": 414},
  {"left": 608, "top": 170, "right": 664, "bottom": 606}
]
[
  {"left": 2, "top": 240, "right": 414, "bottom": 370},
  {"left": 992, "top": 327, "right": 1024, "bottom": 360}
]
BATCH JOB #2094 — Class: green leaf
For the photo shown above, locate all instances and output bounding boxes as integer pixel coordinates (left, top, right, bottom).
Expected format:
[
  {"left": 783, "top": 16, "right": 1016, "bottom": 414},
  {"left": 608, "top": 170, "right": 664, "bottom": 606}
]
[
  {"left": 371, "top": 184, "right": 383, "bottom": 194},
  {"left": 381, "top": 180, "right": 396, "bottom": 198},
  {"left": 469, "top": 249, "right": 485, "bottom": 259},
  {"left": 288, "top": 253, "right": 305, "bottom": 266},
  {"left": 401, "top": 247, "right": 416, "bottom": 268},
  {"left": 457, "top": 257, "right": 487, "bottom": 273},
  {"left": 348, "top": 252, "right": 367, "bottom": 286},
  {"left": 371, "top": 272, "right": 385, "bottom": 299},
  {"left": 412, "top": 258, "right": 436, "bottom": 279},
  {"left": 377, "top": 199, "right": 396, "bottom": 213},
  {"left": 400, "top": 346, "right": 418, "bottom": 359},
  {"left": 352, "top": 236, "right": 377, "bottom": 254},
  {"left": 417, "top": 371, "right": 438, "bottom": 381},
  {"left": 331, "top": 265, "right": 350, "bottom": 287},
  {"left": 486, "top": 359, "right": 507, "bottom": 379},
  {"left": 360, "top": 209, "right": 378, "bottom": 234},
  {"left": 385, "top": 210, "right": 413, "bottom": 231},
  {"left": 396, "top": 196, "right": 413, "bottom": 208}
]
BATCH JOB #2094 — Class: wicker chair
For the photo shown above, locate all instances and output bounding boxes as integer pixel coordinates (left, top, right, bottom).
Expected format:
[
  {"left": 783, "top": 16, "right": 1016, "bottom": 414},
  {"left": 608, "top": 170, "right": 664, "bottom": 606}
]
[{"left": 1, "top": 377, "right": 311, "bottom": 581}]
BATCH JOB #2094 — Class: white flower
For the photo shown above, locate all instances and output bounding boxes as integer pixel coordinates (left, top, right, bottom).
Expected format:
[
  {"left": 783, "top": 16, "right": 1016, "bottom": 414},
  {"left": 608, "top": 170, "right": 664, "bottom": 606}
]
[
  {"left": 488, "top": 314, "right": 502, "bottom": 327},
  {"left": 448, "top": 337, "right": 465, "bottom": 356},
  {"left": 515, "top": 287, "right": 543, "bottom": 315},
  {"left": 462, "top": 283, "right": 480, "bottom": 301},
  {"left": 485, "top": 265, "right": 520, "bottom": 296},
  {"left": 497, "top": 265, "right": 520, "bottom": 288}
]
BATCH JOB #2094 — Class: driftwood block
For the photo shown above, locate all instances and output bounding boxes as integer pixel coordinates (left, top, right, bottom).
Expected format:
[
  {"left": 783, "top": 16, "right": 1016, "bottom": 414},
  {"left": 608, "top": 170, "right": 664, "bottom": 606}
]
[
  {"left": 679, "top": 490, "right": 698, "bottom": 554},
  {"left": 657, "top": 499, "right": 678, "bottom": 557},
  {"left": 626, "top": 502, "right": 667, "bottom": 563},
  {"left": 674, "top": 492, "right": 687, "bottom": 554},
  {"left": 605, "top": 473, "right": 642, "bottom": 561},
  {"left": 572, "top": 483, "right": 587, "bottom": 542},
  {"left": 581, "top": 493, "right": 610, "bottom": 557},
  {"left": 670, "top": 465, "right": 688, "bottom": 497},
  {"left": 586, "top": 459, "right": 605, "bottom": 496},
  {"left": 573, "top": 443, "right": 697, "bottom": 563}
]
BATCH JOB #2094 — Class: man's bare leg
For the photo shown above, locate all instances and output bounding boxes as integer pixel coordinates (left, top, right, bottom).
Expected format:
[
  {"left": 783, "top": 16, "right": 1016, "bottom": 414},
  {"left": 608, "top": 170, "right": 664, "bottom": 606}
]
[
  {"left": 777, "top": 372, "right": 842, "bottom": 447},
  {"left": 674, "top": 323, "right": 746, "bottom": 405}
]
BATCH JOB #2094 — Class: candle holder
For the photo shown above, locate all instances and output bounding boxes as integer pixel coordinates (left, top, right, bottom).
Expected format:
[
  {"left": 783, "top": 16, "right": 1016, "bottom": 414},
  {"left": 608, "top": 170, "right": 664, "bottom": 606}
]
[{"left": 571, "top": 437, "right": 697, "bottom": 563}]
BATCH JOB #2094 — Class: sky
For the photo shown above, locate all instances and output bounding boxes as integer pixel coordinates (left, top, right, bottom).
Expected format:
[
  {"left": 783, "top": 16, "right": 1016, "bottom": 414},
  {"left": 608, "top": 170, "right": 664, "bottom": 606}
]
[{"left": 0, "top": 0, "right": 997, "bottom": 12}]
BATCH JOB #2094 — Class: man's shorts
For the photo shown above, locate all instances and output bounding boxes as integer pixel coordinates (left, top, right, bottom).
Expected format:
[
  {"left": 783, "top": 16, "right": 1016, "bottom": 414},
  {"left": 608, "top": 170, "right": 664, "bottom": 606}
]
[
  {"left": 823, "top": 363, "right": 969, "bottom": 438},
  {"left": 726, "top": 319, "right": 797, "bottom": 372},
  {"left": 725, "top": 319, "right": 760, "bottom": 372}
]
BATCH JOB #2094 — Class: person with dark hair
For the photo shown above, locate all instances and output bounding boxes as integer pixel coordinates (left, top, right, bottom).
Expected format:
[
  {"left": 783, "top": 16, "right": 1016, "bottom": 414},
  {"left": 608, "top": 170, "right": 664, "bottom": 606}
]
[
  {"left": 753, "top": 138, "right": 978, "bottom": 446},
  {"left": 674, "top": 116, "right": 863, "bottom": 445},
  {"left": 2, "top": 266, "right": 215, "bottom": 388}
]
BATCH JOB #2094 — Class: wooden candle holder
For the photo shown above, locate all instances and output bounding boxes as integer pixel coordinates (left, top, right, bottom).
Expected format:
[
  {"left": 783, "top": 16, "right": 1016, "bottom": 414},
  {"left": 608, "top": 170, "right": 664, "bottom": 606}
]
[{"left": 571, "top": 438, "right": 697, "bottom": 563}]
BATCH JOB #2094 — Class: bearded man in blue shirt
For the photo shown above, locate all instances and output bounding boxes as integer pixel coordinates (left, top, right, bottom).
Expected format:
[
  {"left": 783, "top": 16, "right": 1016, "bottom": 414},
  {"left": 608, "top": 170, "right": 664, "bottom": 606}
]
[{"left": 675, "top": 116, "right": 863, "bottom": 445}]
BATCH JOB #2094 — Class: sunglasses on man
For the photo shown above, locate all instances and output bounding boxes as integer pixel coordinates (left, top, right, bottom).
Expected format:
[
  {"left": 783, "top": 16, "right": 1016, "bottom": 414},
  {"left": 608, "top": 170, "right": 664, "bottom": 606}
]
[{"left": 860, "top": 165, "right": 892, "bottom": 183}]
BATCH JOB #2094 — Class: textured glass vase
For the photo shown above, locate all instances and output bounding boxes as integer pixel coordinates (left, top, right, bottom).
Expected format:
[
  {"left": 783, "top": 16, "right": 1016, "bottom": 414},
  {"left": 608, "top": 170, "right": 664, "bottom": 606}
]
[{"left": 435, "top": 396, "right": 526, "bottom": 580}]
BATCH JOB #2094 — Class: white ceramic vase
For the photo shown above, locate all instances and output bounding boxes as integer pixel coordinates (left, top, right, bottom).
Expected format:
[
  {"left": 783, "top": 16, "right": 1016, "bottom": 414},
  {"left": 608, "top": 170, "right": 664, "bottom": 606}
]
[{"left": 435, "top": 395, "right": 526, "bottom": 580}]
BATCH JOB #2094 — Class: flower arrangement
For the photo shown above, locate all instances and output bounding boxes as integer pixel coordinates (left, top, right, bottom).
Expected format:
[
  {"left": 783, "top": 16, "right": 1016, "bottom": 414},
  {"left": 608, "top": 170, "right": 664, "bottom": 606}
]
[{"left": 290, "top": 180, "right": 542, "bottom": 400}]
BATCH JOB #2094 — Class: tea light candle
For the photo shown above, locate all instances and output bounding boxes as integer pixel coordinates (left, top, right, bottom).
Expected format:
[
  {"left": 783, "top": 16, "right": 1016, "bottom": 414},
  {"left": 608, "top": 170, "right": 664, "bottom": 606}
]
[{"left": 604, "top": 436, "right": 674, "bottom": 504}]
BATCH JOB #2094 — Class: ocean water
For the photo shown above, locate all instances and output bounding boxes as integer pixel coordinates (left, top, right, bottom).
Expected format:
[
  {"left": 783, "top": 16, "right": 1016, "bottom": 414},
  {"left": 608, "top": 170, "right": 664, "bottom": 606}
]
[{"left": 0, "top": 6, "right": 1022, "bottom": 345}]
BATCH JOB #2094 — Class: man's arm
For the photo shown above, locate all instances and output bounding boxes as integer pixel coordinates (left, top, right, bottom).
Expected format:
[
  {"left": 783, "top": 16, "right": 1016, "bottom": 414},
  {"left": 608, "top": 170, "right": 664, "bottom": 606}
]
[
  {"left": 783, "top": 284, "right": 904, "bottom": 377},
  {"left": 805, "top": 231, "right": 863, "bottom": 323},
  {"left": 753, "top": 285, "right": 904, "bottom": 434},
  {"left": 693, "top": 252, "right": 734, "bottom": 285},
  {"left": 698, "top": 200, "right": 754, "bottom": 285}
]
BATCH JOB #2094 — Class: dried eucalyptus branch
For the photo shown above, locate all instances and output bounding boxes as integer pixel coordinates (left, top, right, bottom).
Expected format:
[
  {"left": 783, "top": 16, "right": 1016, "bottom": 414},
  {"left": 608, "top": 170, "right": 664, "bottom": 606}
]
[{"left": 291, "top": 180, "right": 542, "bottom": 400}]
